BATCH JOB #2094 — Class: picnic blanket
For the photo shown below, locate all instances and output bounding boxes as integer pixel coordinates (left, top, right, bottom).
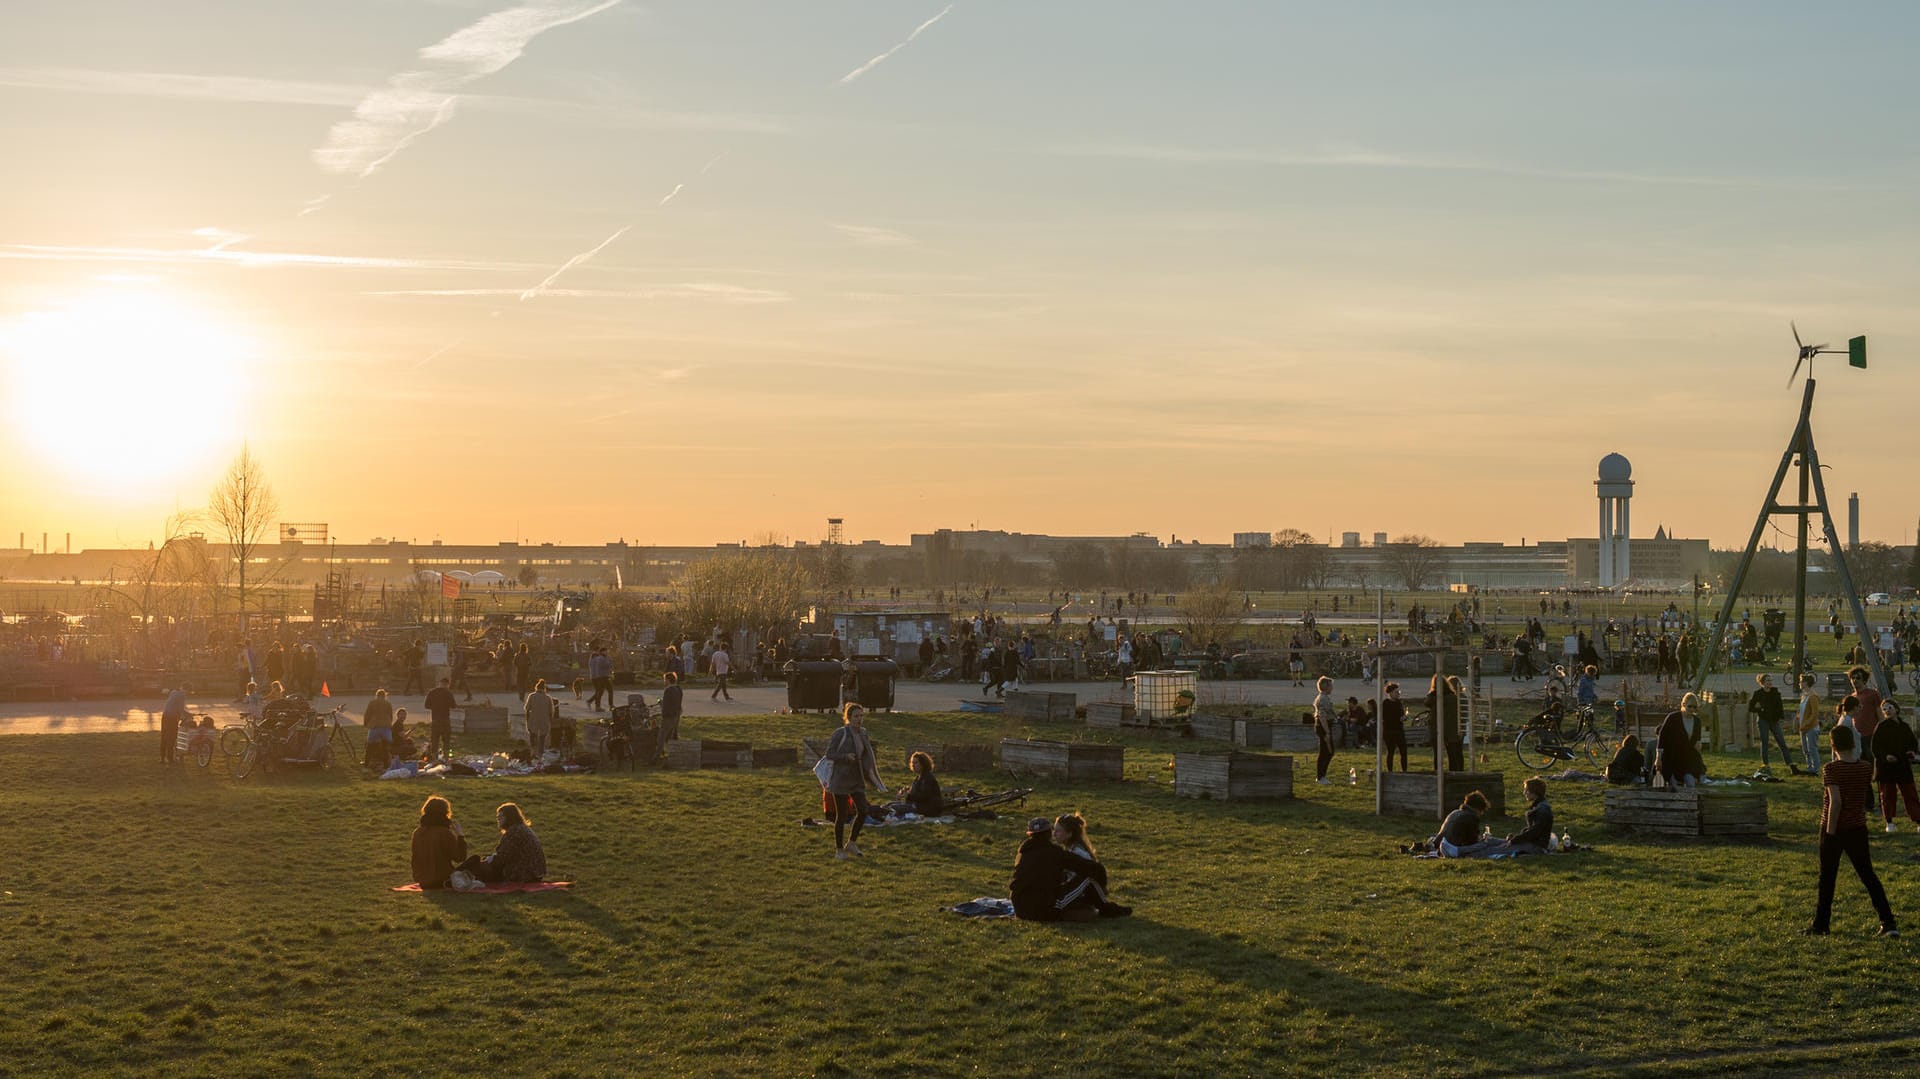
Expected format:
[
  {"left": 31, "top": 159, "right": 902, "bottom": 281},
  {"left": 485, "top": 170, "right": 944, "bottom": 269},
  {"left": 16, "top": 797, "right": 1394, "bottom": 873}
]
[
  {"left": 390, "top": 881, "right": 574, "bottom": 894},
  {"left": 946, "top": 897, "right": 1015, "bottom": 919}
]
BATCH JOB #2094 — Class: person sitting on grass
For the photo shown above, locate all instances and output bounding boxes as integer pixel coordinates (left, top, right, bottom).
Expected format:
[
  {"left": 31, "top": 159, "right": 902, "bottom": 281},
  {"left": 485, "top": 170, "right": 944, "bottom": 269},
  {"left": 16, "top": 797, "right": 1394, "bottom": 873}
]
[
  {"left": 1606, "top": 734, "right": 1646, "bottom": 785},
  {"left": 456, "top": 802, "right": 547, "bottom": 883},
  {"left": 390, "top": 708, "right": 419, "bottom": 761},
  {"left": 1500, "top": 777, "right": 1554, "bottom": 856},
  {"left": 1655, "top": 693, "right": 1706, "bottom": 788},
  {"left": 410, "top": 794, "right": 469, "bottom": 890},
  {"left": 1009, "top": 816, "right": 1113, "bottom": 921},
  {"left": 899, "top": 751, "right": 944, "bottom": 815},
  {"left": 1431, "top": 791, "right": 1500, "bottom": 858},
  {"left": 1051, "top": 812, "right": 1131, "bottom": 919}
]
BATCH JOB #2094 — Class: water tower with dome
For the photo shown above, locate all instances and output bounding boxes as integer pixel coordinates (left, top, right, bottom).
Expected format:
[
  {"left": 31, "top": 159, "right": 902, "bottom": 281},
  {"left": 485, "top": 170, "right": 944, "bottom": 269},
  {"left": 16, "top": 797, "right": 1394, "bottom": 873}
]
[{"left": 1595, "top": 453, "right": 1633, "bottom": 587}]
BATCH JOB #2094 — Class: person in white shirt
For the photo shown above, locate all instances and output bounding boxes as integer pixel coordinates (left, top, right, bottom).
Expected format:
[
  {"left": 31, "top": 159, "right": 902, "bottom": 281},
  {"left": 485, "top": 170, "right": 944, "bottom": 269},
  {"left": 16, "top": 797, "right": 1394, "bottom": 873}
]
[{"left": 709, "top": 645, "right": 733, "bottom": 701}]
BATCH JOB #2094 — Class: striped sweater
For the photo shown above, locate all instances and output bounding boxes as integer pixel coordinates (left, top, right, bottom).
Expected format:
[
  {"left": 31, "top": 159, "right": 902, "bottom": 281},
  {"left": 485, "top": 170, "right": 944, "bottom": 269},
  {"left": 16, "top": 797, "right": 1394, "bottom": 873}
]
[{"left": 1820, "top": 758, "right": 1875, "bottom": 832}]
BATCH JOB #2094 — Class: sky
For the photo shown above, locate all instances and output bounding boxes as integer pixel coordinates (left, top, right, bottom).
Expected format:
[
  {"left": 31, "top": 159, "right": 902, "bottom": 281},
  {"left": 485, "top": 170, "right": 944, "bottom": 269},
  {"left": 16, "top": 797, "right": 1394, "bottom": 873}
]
[{"left": 2, "top": 1, "right": 1918, "bottom": 552}]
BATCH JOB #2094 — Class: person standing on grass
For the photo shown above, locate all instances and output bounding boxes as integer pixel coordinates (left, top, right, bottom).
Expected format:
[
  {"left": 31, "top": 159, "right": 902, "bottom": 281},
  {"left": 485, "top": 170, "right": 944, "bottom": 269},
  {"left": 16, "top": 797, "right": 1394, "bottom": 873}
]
[
  {"left": 823, "top": 703, "right": 887, "bottom": 860},
  {"left": 1749, "top": 673, "right": 1792, "bottom": 771},
  {"left": 363, "top": 688, "right": 395, "bottom": 770},
  {"left": 160, "top": 684, "right": 189, "bottom": 765},
  {"left": 1312, "top": 676, "right": 1338, "bottom": 784},
  {"left": 424, "top": 677, "right": 457, "bottom": 760},
  {"left": 1380, "top": 682, "right": 1409, "bottom": 772},
  {"left": 524, "top": 678, "right": 555, "bottom": 759},
  {"left": 1425, "top": 674, "right": 1464, "bottom": 772},
  {"left": 1796, "top": 673, "right": 1825, "bottom": 775},
  {"left": 1870, "top": 700, "right": 1920, "bottom": 833},
  {"left": 658, "top": 671, "right": 683, "bottom": 745},
  {"left": 709, "top": 642, "right": 733, "bottom": 702},
  {"left": 1805, "top": 725, "right": 1898, "bottom": 937},
  {"left": 1848, "top": 666, "right": 1883, "bottom": 746},
  {"left": 586, "top": 647, "right": 612, "bottom": 711},
  {"left": 513, "top": 642, "right": 533, "bottom": 697}
]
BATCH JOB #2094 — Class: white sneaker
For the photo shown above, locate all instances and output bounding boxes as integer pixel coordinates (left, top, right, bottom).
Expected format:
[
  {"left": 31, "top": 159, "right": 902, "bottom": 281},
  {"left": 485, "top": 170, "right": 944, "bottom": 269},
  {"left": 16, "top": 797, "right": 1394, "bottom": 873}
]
[
  {"left": 1316, "top": 777, "right": 1331, "bottom": 785},
  {"left": 1887, "top": 823, "right": 1898, "bottom": 833},
  {"left": 844, "top": 843, "right": 864, "bottom": 857},
  {"left": 834, "top": 849, "right": 851, "bottom": 860}
]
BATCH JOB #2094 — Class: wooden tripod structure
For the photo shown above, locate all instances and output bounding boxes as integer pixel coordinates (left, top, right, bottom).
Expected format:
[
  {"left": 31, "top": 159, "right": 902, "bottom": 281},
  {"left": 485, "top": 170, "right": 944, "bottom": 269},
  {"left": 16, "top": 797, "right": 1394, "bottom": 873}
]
[{"left": 1690, "top": 374, "right": 1892, "bottom": 699}]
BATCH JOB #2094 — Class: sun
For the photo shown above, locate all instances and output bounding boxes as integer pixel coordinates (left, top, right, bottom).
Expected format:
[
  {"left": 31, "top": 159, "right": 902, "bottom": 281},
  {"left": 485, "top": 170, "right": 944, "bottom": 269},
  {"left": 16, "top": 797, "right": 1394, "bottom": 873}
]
[{"left": 0, "top": 289, "right": 253, "bottom": 490}]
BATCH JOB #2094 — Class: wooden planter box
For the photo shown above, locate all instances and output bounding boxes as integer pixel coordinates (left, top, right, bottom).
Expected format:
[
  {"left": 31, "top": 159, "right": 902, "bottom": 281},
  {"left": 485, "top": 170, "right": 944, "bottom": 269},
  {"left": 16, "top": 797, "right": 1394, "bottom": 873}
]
[
  {"left": 1379, "top": 771, "right": 1507, "bottom": 820},
  {"left": 1603, "top": 787, "right": 1769, "bottom": 837},
  {"left": 1174, "top": 752, "right": 1294, "bottom": 801},
  {"left": 1006, "top": 690, "right": 1076, "bottom": 722},
  {"left": 1000, "top": 739, "right": 1125, "bottom": 782},
  {"left": 900, "top": 743, "right": 995, "bottom": 772},
  {"left": 1270, "top": 724, "right": 1322, "bottom": 753},
  {"left": 666, "top": 739, "right": 753, "bottom": 770},
  {"left": 752, "top": 747, "right": 798, "bottom": 769},
  {"left": 1186, "top": 714, "right": 1235, "bottom": 743},
  {"left": 456, "top": 706, "right": 509, "bottom": 736},
  {"left": 1233, "top": 719, "right": 1275, "bottom": 749},
  {"left": 1087, "top": 702, "right": 1137, "bottom": 729}
]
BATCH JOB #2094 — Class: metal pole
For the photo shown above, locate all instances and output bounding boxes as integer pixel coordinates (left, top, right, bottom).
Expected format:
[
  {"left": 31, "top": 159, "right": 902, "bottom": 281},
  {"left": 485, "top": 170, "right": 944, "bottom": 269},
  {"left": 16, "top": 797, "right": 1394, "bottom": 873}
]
[
  {"left": 1434, "top": 650, "right": 1445, "bottom": 818},
  {"left": 1374, "top": 588, "right": 1384, "bottom": 816},
  {"left": 1805, "top": 439, "right": 1896, "bottom": 697}
]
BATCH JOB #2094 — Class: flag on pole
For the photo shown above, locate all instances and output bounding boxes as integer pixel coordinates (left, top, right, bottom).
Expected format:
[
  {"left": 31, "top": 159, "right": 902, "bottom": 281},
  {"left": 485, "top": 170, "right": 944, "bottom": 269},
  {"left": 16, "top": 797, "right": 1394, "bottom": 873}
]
[
  {"left": 320, "top": 681, "right": 330, "bottom": 698},
  {"left": 441, "top": 574, "right": 462, "bottom": 600}
]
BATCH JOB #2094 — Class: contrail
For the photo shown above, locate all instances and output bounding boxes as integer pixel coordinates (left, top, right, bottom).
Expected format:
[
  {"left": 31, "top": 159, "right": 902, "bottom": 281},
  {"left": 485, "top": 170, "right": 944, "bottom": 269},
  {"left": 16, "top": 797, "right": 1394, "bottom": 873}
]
[
  {"left": 657, "top": 183, "right": 685, "bottom": 207},
  {"left": 838, "top": 4, "right": 953, "bottom": 85},
  {"left": 313, "top": 0, "right": 623, "bottom": 178},
  {"left": 699, "top": 150, "right": 729, "bottom": 174},
  {"left": 519, "top": 223, "right": 634, "bottom": 300},
  {"left": 409, "top": 337, "right": 465, "bottom": 371}
]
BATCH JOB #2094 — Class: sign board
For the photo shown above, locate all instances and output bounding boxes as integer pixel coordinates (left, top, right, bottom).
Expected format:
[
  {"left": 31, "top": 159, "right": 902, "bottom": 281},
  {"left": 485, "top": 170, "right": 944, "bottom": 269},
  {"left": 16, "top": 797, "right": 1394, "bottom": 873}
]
[
  {"left": 895, "top": 622, "right": 922, "bottom": 644},
  {"left": 425, "top": 642, "right": 449, "bottom": 666}
]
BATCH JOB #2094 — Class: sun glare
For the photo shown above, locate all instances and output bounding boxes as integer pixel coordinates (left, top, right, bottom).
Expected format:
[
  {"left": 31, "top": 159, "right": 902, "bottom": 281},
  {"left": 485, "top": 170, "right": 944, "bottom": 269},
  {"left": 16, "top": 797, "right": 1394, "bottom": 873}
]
[{"left": 0, "top": 290, "right": 252, "bottom": 491}]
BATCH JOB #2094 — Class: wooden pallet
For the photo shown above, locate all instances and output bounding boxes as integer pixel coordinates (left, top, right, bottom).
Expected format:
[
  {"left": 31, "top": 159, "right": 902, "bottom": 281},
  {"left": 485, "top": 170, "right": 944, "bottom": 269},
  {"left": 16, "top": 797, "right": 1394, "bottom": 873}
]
[
  {"left": 1174, "top": 752, "right": 1294, "bottom": 801},
  {"left": 1603, "top": 787, "right": 1769, "bottom": 837},
  {"left": 1000, "top": 739, "right": 1124, "bottom": 782},
  {"left": 1270, "top": 724, "right": 1321, "bottom": 753},
  {"left": 1087, "top": 702, "right": 1138, "bottom": 729},
  {"left": 666, "top": 739, "right": 753, "bottom": 770},
  {"left": 1005, "top": 690, "right": 1076, "bottom": 722},
  {"left": 1186, "top": 714, "right": 1235, "bottom": 743},
  {"left": 1233, "top": 719, "right": 1275, "bottom": 749}
]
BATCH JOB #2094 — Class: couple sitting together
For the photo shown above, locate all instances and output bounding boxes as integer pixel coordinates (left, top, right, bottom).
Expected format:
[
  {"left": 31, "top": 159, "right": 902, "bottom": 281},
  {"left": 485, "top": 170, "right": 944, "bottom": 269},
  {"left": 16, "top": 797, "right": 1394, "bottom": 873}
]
[
  {"left": 1010, "top": 812, "right": 1132, "bottom": 921},
  {"left": 410, "top": 795, "right": 548, "bottom": 889},
  {"left": 1418, "top": 777, "right": 1555, "bottom": 858}
]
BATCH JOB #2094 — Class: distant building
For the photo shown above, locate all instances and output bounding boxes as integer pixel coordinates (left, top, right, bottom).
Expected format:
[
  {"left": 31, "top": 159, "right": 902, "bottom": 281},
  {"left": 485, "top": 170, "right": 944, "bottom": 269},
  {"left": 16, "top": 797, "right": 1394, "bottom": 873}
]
[{"left": 1232, "top": 532, "right": 1272, "bottom": 549}]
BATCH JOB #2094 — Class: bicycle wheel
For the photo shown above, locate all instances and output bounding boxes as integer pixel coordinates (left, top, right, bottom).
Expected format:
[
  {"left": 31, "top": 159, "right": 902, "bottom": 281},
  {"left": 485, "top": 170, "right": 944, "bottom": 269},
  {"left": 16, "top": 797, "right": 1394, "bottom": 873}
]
[
  {"left": 330, "top": 725, "right": 360, "bottom": 766},
  {"left": 1578, "top": 730, "right": 1609, "bottom": 769},
  {"left": 233, "top": 744, "right": 258, "bottom": 779},
  {"left": 219, "top": 726, "right": 249, "bottom": 759},
  {"left": 1516, "top": 729, "right": 1558, "bottom": 770},
  {"left": 193, "top": 740, "right": 213, "bottom": 769}
]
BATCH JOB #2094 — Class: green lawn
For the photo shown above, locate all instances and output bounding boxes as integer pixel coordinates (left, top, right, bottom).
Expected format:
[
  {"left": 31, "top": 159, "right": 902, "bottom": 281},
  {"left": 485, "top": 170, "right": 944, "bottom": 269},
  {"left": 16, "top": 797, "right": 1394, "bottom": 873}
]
[{"left": 4, "top": 707, "right": 1919, "bottom": 1077}]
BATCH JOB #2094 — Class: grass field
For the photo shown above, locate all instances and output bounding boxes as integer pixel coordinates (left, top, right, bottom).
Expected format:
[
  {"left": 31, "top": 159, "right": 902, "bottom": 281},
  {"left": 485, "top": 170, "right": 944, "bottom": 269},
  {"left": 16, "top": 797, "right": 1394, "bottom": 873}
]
[{"left": 6, "top": 703, "right": 1920, "bottom": 1077}]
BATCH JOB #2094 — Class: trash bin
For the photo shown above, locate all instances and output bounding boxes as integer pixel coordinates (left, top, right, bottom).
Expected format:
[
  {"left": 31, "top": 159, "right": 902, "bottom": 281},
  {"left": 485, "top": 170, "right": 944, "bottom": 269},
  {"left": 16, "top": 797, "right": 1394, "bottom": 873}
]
[
  {"left": 784, "top": 660, "right": 843, "bottom": 712},
  {"left": 845, "top": 658, "right": 899, "bottom": 712}
]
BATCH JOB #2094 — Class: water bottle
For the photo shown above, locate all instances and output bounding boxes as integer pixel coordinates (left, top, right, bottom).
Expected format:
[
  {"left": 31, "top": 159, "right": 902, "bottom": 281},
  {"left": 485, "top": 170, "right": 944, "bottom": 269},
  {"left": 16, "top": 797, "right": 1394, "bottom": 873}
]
[
  {"left": 1348, "top": 767, "right": 1358, "bottom": 786},
  {"left": 1562, "top": 830, "right": 1574, "bottom": 850}
]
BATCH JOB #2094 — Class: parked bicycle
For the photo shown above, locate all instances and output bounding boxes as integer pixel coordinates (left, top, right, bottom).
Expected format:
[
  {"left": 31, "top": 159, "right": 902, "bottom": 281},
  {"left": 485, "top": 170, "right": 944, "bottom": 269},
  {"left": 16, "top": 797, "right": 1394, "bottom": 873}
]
[{"left": 1516, "top": 704, "right": 1608, "bottom": 771}]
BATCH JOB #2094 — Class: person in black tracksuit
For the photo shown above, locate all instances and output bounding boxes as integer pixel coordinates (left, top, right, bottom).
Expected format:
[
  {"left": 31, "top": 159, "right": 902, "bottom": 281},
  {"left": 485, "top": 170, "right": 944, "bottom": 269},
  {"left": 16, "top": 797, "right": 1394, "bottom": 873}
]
[{"left": 1009, "top": 818, "right": 1104, "bottom": 921}]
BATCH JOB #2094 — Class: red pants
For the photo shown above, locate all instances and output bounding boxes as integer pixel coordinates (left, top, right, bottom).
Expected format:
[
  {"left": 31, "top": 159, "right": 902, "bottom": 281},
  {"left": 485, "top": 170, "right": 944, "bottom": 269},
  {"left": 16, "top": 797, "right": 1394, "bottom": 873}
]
[{"left": 1880, "top": 781, "right": 1920, "bottom": 824}]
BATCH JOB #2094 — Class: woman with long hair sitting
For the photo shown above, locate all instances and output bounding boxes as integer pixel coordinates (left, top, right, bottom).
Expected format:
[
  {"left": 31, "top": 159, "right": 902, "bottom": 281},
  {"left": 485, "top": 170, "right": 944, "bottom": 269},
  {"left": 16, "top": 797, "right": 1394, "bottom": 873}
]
[
  {"left": 458, "top": 802, "right": 547, "bottom": 883},
  {"left": 409, "top": 795, "right": 469, "bottom": 889},
  {"left": 1051, "top": 812, "right": 1131, "bottom": 919}
]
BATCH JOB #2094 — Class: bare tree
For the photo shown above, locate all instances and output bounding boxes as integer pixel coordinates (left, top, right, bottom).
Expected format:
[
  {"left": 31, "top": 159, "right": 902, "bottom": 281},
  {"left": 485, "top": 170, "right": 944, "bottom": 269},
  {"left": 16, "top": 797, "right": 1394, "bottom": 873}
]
[
  {"left": 1382, "top": 534, "right": 1448, "bottom": 591},
  {"left": 207, "top": 445, "right": 282, "bottom": 630},
  {"left": 1178, "top": 582, "right": 1243, "bottom": 647},
  {"left": 102, "top": 512, "right": 211, "bottom": 664},
  {"left": 671, "top": 549, "right": 816, "bottom": 638}
]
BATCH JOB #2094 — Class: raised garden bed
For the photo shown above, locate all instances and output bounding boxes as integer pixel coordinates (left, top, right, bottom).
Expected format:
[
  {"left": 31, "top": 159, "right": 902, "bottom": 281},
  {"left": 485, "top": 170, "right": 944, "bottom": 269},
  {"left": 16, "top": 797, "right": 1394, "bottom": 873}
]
[
  {"left": 1174, "top": 752, "right": 1294, "bottom": 801},
  {"left": 666, "top": 739, "right": 753, "bottom": 770},
  {"left": 1603, "top": 787, "right": 1768, "bottom": 838},
  {"left": 1005, "top": 690, "right": 1076, "bottom": 722},
  {"left": 1000, "top": 739, "right": 1124, "bottom": 782},
  {"left": 455, "top": 706, "right": 509, "bottom": 736},
  {"left": 899, "top": 743, "right": 995, "bottom": 772},
  {"left": 1379, "top": 770, "right": 1507, "bottom": 820},
  {"left": 1087, "top": 702, "right": 1138, "bottom": 729},
  {"left": 1186, "top": 714, "right": 1235, "bottom": 743}
]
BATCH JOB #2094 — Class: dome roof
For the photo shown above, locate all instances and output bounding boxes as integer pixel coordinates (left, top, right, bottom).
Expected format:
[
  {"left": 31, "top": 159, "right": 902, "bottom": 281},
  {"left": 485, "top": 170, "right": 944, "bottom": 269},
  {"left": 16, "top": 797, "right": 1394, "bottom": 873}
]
[{"left": 1597, "top": 453, "right": 1632, "bottom": 482}]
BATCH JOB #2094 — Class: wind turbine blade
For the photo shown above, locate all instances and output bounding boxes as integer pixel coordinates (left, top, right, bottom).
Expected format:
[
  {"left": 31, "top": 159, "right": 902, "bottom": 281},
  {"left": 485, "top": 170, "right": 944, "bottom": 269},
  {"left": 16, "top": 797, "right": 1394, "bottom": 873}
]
[
  {"left": 1792, "top": 321, "right": 1803, "bottom": 349},
  {"left": 1787, "top": 355, "right": 1805, "bottom": 387}
]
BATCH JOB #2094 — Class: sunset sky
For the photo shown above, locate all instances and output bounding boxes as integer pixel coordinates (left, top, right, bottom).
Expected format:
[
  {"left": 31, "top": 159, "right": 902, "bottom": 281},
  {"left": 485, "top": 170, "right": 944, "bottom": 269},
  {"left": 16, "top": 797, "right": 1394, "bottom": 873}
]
[{"left": 3, "top": 2, "right": 1918, "bottom": 552}]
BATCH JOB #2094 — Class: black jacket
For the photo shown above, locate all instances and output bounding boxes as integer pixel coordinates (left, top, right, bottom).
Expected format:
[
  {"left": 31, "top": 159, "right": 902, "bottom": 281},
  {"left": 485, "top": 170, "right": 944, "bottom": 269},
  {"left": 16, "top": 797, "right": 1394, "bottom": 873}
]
[
  {"left": 1747, "top": 687, "right": 1784, "bottom": 727},
  {"left": 1010, "top": 834, "right": 1100, "bottom": 921},
  {"left": 1655, "top": 710, "right": 1705, "bottom": 781},
  {"left": 1606, "top": 743, "right": 1644, "bottom": 784},
  {"left": 1871, "top": 717, "right": 1917, "bottom": 787},
  {"left": 1510, "top": 800, "right": 1554, "bottom": 848}
]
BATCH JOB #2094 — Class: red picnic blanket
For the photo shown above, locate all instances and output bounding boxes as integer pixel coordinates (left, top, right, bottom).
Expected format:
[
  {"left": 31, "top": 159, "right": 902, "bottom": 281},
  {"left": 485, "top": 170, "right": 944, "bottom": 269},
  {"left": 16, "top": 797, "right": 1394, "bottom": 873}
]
[{"left": 390, "top": 881, "right": 574, "bottom": 894}]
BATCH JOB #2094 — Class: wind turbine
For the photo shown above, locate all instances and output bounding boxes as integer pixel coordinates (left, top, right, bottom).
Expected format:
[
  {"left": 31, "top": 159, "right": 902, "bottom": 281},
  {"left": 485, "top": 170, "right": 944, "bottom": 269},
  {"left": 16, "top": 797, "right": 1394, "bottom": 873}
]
[{"left": 1787, "top": 321, "right": 1848, "bottom": 386}]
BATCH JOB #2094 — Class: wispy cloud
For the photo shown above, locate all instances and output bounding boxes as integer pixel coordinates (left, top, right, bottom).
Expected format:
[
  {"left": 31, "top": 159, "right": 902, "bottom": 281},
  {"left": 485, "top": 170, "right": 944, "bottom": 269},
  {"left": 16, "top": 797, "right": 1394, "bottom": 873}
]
[
  {"left": 838, "top": 3, "right": 954, "bottom": 85},
  {"left": 832, "top": 223, "right": 918, "bottom": 248},
  {"left": 0, "top": 242, "right": 535, "bottom": 272},
  {"left": 1051, "top": 142, "right": 1878, "bottom": 191},
  {"left": 313, "top": 0, "right": 623, "bottom": 179},
  {"left": 371, "top": 284, "right": 792, "bottom": 304}
]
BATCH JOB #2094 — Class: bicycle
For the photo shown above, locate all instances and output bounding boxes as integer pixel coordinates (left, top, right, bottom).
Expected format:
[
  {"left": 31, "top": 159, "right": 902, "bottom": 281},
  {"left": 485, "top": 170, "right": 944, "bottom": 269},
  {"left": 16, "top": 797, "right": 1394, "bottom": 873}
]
[
  {"left": 319, "top": 705, "right": 360, "bottom": 767},
  {"left": 1515, "top": 705, "right": 1607, "bottom": 771}
]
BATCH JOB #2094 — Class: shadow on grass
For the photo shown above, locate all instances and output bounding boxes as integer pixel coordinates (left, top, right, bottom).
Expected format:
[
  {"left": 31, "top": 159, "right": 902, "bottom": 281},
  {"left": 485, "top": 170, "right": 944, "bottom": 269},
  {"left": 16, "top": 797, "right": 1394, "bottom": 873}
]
[
  {"left": 423, "top": 890, "right": 633, "bottom": 973},
  {"left": 1088, "top": 915, "right": 1530, "bottom": 1069}
]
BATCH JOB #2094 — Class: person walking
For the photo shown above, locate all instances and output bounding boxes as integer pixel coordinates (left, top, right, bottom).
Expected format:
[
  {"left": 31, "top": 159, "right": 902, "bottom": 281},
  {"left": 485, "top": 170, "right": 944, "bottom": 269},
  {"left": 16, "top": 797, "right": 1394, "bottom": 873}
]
[
  {"left": 1749, "top": 673, "right": 1793, "bottom": 771},
  {"left": 401, "top": 638, "right": 426, "bottom": 695},
  {"left": 1870, "top": 700, "right": 1920, "bottom": 833},
  {"left": 1312, "top": 676, "right": 1338, "bottom": 784},
  {"left": 587, "top": 647, "right": 613, "bottom": 711},
  {"left": 524, "top": 679, "right": 555, "bottom": 759},
  {"left": 160, "top": 684, "right": 190, "bottom": 765},
  {"left": 709, "top": 643, "right": 733, "bottom": 701},
  {"left": 1805, "top": 724, "right": 1898, "bottom": 937},
  {"left": 1796, "top": 673, "right": 1825, "bottom": 775},
  {"left": 822, "top": 703, "right": 887, "bottom": 859}
]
